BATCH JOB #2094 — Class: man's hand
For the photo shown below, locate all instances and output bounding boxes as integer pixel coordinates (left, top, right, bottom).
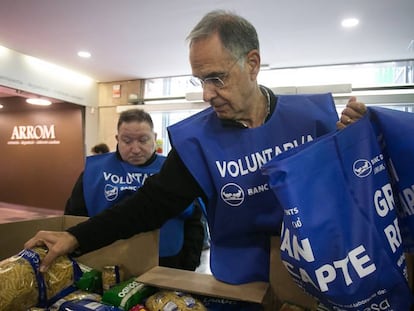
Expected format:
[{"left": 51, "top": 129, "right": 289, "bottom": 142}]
[
  {"left": 24, "top": 230, "right": 79, "bottom": 272},
  {"left": 336, "top": 96, "right": 367, "bottom": 130}
]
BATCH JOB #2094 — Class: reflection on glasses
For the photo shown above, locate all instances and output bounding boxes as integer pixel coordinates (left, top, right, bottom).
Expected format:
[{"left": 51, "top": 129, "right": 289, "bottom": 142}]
[
  {"left": 189, "top": 57, "right": 242, "bottom": 89},
  {"left": 190, "top": 76, "right": 226, "bottom": 89}
]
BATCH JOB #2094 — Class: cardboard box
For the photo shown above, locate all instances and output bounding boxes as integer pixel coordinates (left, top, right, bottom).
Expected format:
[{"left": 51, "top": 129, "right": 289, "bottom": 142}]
[
  {"left": 0, "top": 215, "right": 159, "bottom": 279},
  {"left": 0, "top": 216, "right": 273, "bottom": 309},
  {"left": 2, "top": 217, "right": 412, "bottom": 310},
  {"left": 136, "top": 240, "right": 318, "bottom": 310},
  {"left": 135, "top": 237, "right": 317, "bottom": 311},
  {"left": 270, "top": 237, "right": 317, "bottom": 309},
  {"left": 137, "top": 266, "right": 271, "bottom": 308},
  {"left": 0, "top": 216, "right": 327, "bottom": 310}
]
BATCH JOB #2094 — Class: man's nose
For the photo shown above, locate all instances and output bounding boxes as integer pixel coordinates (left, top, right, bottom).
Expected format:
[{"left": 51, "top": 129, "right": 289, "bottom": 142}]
[
  {"left": 202, "top": 84, "right": 218, "bottom": 102},
  {"left": 130, "top": 141, "right": 142, "bottom": 152}
]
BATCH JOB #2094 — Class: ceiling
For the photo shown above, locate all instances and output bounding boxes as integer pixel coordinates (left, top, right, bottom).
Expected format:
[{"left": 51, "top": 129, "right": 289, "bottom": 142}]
[{"left": 0, "top": 0, "right": 413, "bottom": 85}]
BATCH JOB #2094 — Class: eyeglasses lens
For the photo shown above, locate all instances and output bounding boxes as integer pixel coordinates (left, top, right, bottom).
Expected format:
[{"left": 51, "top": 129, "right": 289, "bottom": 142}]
[{"left": 189, "top": 77, "right": 225, "bottom": 89}]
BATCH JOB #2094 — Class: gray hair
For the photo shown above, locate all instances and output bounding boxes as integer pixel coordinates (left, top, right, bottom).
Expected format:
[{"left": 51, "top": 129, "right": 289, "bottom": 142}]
[{"left": 186, "top": 10, "right": 259, "bottom": 61}]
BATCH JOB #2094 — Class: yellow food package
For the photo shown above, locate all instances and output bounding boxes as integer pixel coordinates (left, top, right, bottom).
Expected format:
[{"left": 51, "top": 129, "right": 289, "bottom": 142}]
[
  {"left": 145, "top": 290, "right": 206, "bottom": 311},
  {"left": 0, "top": 247, "right": 81, "bottom": 311}
]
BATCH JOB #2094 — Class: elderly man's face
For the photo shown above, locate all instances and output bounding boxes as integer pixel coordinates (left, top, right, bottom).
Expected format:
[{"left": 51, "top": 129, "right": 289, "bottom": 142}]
[{"left": 189, "top": 33, "right": 259, "bottom": 122}]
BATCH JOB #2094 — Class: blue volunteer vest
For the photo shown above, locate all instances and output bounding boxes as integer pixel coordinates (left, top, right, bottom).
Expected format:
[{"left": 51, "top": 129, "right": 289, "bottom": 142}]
[
  {"left": 83, "top": 152, "right": 190, "bottom": 257},
  {"left": 262, "top": 113, "right": 413, "bottom": 309},
  {"left": 168, "top": 93, "right": 338, "bottom": 284},
  {"left": 369, "top": 107, "right": 414, "bottom": 252}
]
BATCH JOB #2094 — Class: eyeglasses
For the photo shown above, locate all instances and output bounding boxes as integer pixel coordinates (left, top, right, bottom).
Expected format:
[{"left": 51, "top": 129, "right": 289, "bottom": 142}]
[
  {"left": 189, "top": 57, "right": 242, "bottom": 89},
  {"left": 190, "top": 75, "right": 226, "bottom": 89}
]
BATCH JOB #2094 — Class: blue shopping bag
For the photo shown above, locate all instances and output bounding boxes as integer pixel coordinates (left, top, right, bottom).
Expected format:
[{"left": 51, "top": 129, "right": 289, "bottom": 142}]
[
  {"left": 369, "top": 107, "right": 414, "bottom": 253},
  {"left": 262, "top": 114, "right": 413, "bottom": 310}
]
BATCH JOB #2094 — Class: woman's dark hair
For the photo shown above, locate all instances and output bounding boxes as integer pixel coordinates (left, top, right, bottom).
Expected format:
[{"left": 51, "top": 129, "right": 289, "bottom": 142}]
[{"left": 91, "top": 143, "right": 110, "bottom": 154}]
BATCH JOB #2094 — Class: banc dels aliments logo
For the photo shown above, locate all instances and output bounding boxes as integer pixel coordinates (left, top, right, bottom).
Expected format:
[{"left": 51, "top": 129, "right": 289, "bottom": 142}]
[
  {"left": 7, "top": 124, "right": 61, "bottom": 145},
  {"left": 353, "top": 159, "right": 372, "bottom": 178},
  {"left": 221, "top": 183, "right": 245, "bottom": 207},
  {"left": 104, "top": 184, "right": 118, "bottom": 201}
]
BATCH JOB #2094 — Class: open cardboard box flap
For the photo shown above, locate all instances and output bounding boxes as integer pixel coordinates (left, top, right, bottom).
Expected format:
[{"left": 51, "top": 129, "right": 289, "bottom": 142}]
[{"left": 137, "top": 266, "right": 270, "bottom": 304}]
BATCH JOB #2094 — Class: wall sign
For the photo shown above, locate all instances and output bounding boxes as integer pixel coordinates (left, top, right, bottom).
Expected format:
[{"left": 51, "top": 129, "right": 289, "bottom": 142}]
[
  {"left": 112, "top": 84, "right": 121, "bottom": 98},
  {"left": 7, "top": 124, "right": 60, "bottom": 145}
]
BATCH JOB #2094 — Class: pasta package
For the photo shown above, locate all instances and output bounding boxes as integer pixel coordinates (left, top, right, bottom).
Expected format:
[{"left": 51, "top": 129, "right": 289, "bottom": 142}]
[
  {"left": 54, "top": 298, "right": 123, "bottom": 311},
  {"left": 279, "top": 302, "right": 308, "bottom": 311},
  {"left": 145, "top": 291, "right": 207, "bottom": 311},
  {"left": 49, "top": 290, "right": 102, "bottom": 311},
  {"left": 0, "top": 247, "right": 82, "bottom": 311},
  {"left": 194, "top": 294, "right": 262, "bottom": 311}
]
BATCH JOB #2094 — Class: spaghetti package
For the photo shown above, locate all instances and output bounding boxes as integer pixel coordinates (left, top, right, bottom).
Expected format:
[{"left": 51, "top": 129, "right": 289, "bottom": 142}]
[
  {"left": 145, "top": 291, "right": 206, "bottom": 311},
  {"left": 49, "top": 290, "right": 102, "bottom": 311},
  {"left": 0, "top": 247, "right": 82, "bottom": 311},
  {"left": 369, "top": 107, "right": 414, "bottom": 252},
  {"left": 193, "top": 295, "right": 262, "bottom": 311},
  {"left": 262, "top": 114, "right": 413, "bottom": 309},
  {"left": 54, "top": 298, "right": 123, "bottom": 311}
]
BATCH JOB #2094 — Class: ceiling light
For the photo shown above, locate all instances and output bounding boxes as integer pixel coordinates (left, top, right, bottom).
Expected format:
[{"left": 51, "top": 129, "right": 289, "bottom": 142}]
[
  {"left": 26, "top": 98, "right": 52, "bottom": 106},
  {"left": 77, "top": 51, "right": 91, "bottom": 58},
  {"left": 0, "top": 104, "right": 3, "bottom": 109},
  {"left": 341, "top": 18, "right": 359, "bottom": 28}
]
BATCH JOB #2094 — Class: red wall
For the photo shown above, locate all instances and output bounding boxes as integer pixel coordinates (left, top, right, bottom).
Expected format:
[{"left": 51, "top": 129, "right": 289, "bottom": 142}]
[{"left": 0, "top": 97, "right": 85, "bottom": 210}]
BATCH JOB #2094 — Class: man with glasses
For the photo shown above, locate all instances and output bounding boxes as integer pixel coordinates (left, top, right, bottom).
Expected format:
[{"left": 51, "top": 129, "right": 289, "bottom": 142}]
[{"left": 25, "top": 10, "right": 366, "bottom": 285}]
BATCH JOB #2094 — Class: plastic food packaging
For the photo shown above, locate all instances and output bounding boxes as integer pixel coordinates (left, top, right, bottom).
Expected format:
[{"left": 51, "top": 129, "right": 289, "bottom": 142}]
[
  {"left": 55, "top": 298, "right": 123, "bottom": 311},
  {"left": 194, "top": 294, "right": 262, "bottom": 311},
  {"left": 49, "top": 290, "right": 102, "bottom": 311},
  {"left": 279, "top": 302, "right": 308, "bottom": 311},
  {"left": 145, "top": 290, "right": 207, "bottom": 311},
  {"left": 0, "top": 247, "right": 82, "bottom": 311},
  {"left": 76, "top": 264, "right": 103, "bottom": 294},
  {"left": 102, "top": 278, "right": 156, "bottom": 310}
]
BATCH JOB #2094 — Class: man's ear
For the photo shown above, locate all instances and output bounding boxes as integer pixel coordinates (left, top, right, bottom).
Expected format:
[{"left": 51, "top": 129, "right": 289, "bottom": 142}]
[
  {"left": 115, "top": 134, "right": 119, "bottom": 142},
  {"left": 246, "top": 49, "right": 261, "bottom": 79}
]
